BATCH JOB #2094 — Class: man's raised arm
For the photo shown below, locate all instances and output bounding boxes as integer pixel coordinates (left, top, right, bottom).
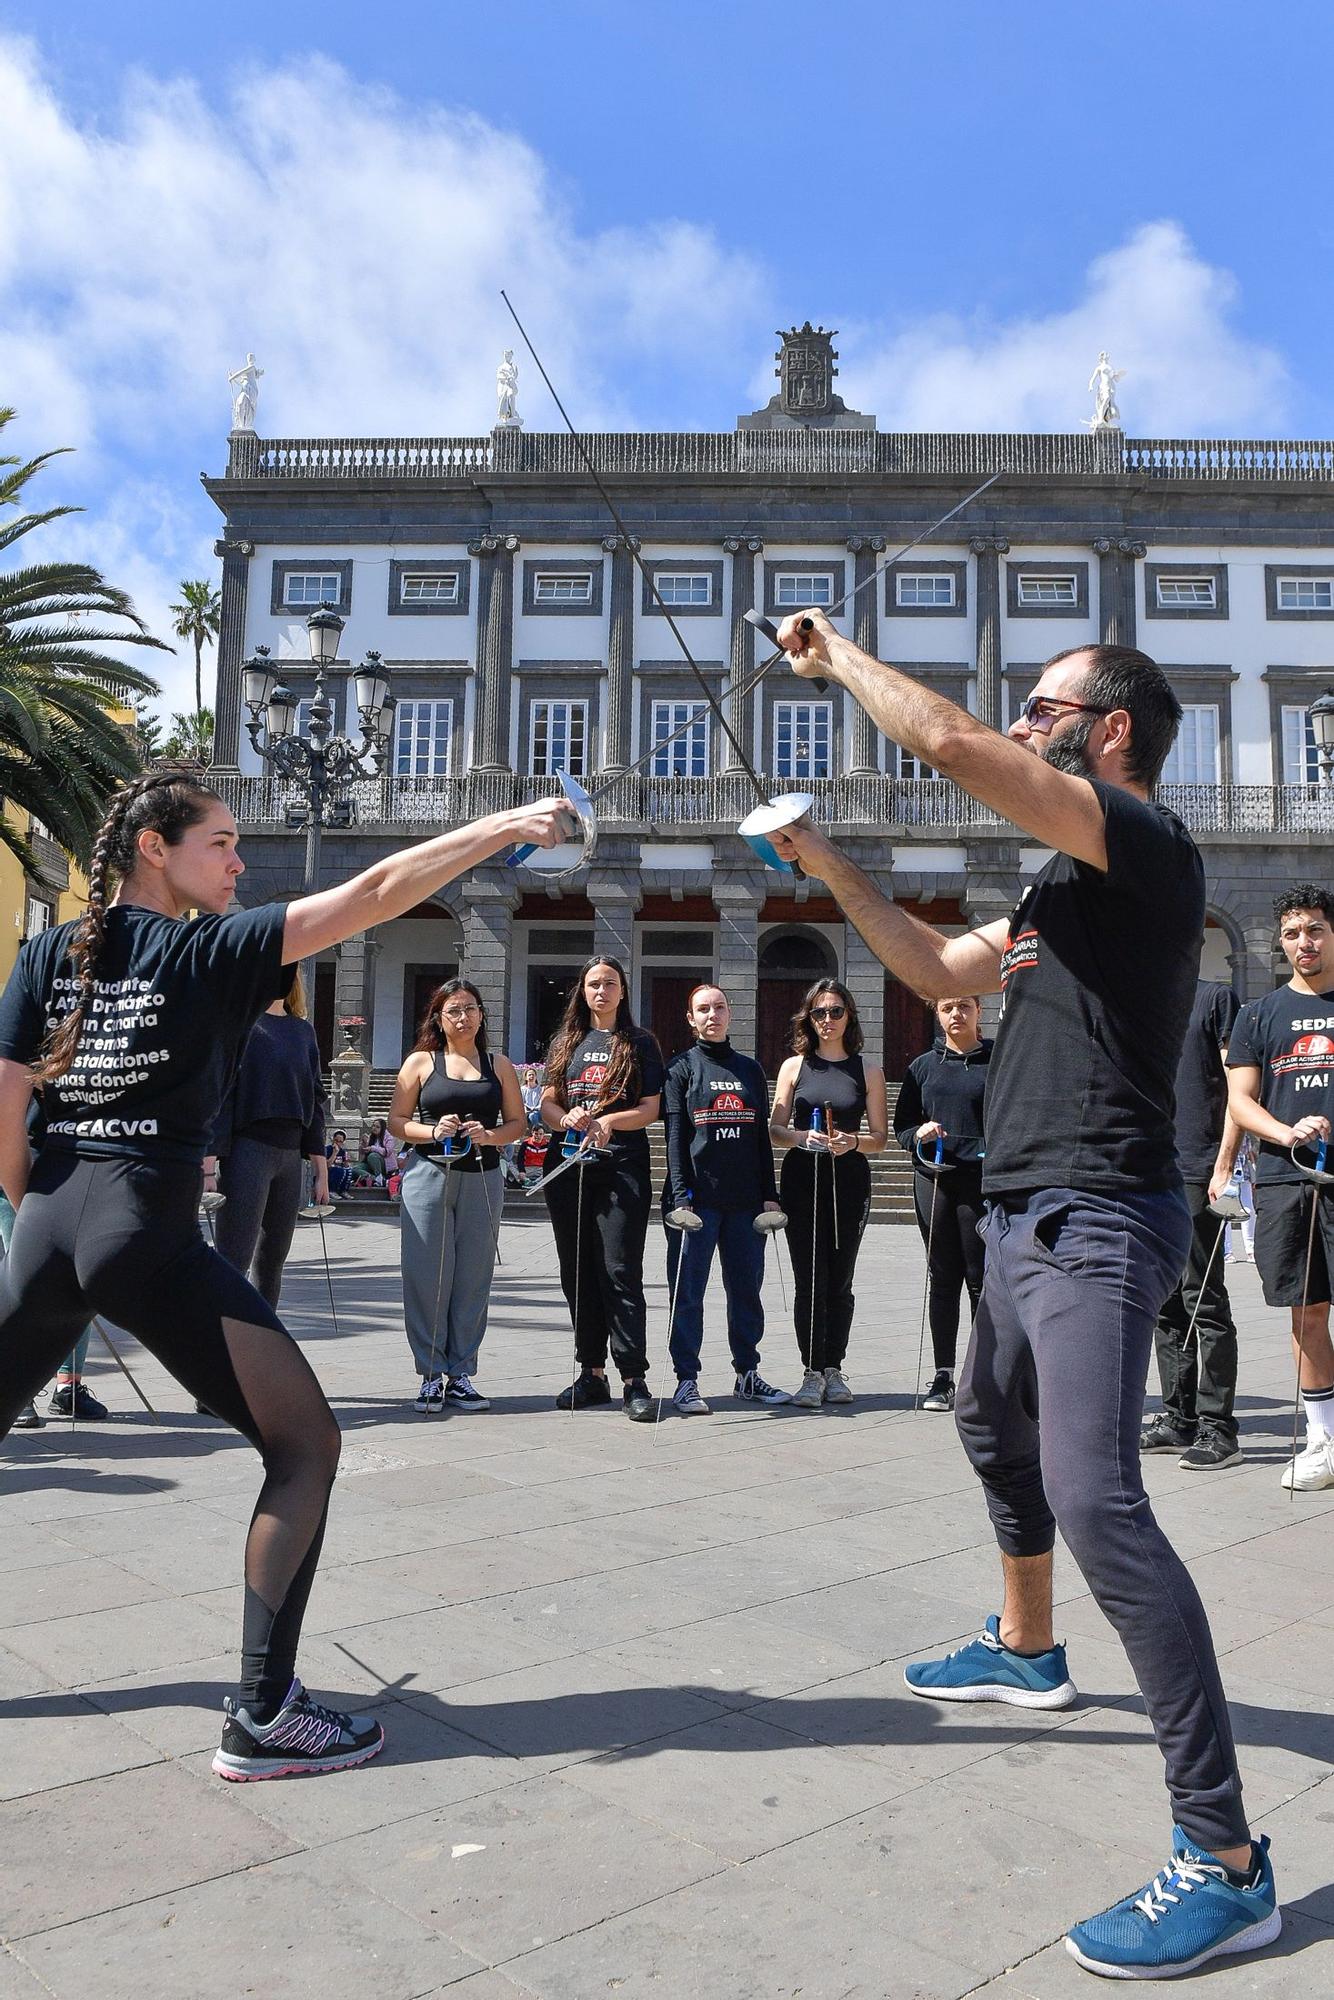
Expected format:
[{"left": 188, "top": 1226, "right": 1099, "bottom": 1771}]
[{"left": 777, "top": 611, "right": 1110, "bottom": 870}]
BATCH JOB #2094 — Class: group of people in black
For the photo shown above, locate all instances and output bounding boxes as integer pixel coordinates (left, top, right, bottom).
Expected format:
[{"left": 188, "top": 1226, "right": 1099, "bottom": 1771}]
[{"left": 2, "top": 611, "right": 1330, "bottom": 1980}]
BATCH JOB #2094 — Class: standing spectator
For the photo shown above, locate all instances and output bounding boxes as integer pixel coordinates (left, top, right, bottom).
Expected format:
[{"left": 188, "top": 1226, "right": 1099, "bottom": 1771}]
[
  {"left": 389, "top": 978, "right": 525, "bottom": 1413},
  {"left": 894, "top": 996, "right": 991, "bottom": 1413},
  {"left": 661, "top": 983, "right": 789, "bottom": 1413},
  {"left": 209, "top": 972, "right": 329, "bottom": 1308},
  {"left": 540, "top": 958, "right": 663, "bottom": 1421},
  {"left": 1227, "top": 885, "right": 1334, "bottom": 1492},
  {"left": 1141, "top": 978, "right": 1243, "bottom": 1469},
  {"left": 770, "top": 981, "right": 889, "bottom": 1409}
]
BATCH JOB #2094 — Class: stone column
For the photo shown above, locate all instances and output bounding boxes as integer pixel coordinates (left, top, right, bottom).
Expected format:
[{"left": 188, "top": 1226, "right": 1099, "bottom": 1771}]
[
  {"left": 846, "top": 535, "right": 886, "bottom": 773},
  {"left": 460, "top": 873, "right": 520, "bottom": 1054},
  {"left": 715, "top": 873, "right": 765, "bottom": 1054},
  {"left": 602, "top": 535, "right": 638, "bottom": 776},
  {"left": 469, "top": 533, "right": 520, "bottom": 772},
  {"left": 1093, "top": 538, "right": 1146, "bottom": 649},
  {"left": 588, "top": 864, "right": 640, "bottom": 973},
  {"left": 963, "top": 839, "right": 1023, "bottom": 1037},
  {"left": 1236, "top": 914, "right": 1279, "bottom": 1004},
  {"left": 842, "top": 921, "right": 885, "bottom": 1066},
  {"left": 329, "top": 930, "right": 381, "bottom": 1141},
  {"left": 212, "top": 537, "right": 253, "bottom": 769},
  {"left": 970, "top": 536, "right": 1009, "bottom": 731},
  {"left": 723, "top": 537, "right": 764, "bottom": 771}
]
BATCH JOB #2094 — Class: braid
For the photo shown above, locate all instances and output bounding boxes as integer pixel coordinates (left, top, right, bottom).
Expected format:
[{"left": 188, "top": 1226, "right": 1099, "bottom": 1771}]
[{"left": 34, "top": 765, "right": 220, "bottom": 1083}]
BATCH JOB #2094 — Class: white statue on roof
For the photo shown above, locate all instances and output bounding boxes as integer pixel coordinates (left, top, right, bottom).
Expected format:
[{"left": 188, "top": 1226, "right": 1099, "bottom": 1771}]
[
  {"left": 496, "top": 349, "right": 522, "bottom": 429},
  {"left": 1088, "top": 351, "right": 1125, "bottom": 432},
  {"left": 228, "top": 353, "right": 264, "bottom": 433}
]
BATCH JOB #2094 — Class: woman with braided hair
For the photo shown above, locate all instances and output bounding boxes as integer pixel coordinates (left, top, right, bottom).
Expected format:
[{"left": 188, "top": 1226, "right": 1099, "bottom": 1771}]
[{"left": 0, "top": 765, "right": 572, "bottom": 1779}]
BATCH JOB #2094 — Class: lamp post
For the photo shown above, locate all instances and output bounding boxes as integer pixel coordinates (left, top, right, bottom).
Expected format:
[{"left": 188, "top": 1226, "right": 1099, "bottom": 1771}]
[
  {"left": 242, "top": 605, "right": 395, "bottom": 1008},
  {"left": 1310, "top": 688, "right": 1334, "bottom": 785}
]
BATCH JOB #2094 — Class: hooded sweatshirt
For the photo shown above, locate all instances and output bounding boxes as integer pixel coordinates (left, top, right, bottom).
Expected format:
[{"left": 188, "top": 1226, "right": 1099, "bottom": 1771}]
[
  {"left": 663, "top": 1037, "right": 779, "bottom": 1213},
  {"left": 893, "top": 1038, "right": 991, "bottom": 1169}
]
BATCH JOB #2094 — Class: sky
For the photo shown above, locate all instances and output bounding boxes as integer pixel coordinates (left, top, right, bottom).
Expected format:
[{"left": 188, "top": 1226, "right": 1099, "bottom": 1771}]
[{"left": 2, "top": 0, "right": 1331, "bottom": 719}]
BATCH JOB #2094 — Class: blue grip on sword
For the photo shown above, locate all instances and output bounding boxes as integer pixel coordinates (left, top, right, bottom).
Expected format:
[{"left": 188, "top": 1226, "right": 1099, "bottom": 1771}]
[{"left": 934, "top": 1135, "right": 944, "bottom": 1168}]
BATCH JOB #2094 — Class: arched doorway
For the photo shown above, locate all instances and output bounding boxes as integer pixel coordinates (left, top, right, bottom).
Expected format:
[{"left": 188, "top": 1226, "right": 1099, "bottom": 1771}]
[{"left": 758, "top": 929, "right": 838, "bottom": 1076}]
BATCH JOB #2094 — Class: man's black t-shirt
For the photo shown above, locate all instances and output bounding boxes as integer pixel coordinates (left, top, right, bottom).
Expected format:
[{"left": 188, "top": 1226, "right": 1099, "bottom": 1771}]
[
  {"left": 559, "top": 1027, "right": 664, "bottom": 1164},
  {"left": 0, "top": 903, "right": 291, "bottom": 1163},
  {"left": 1226, "top": 984, "right": 1334, "bottom": 1185},
  {"left": 983, "top": 781, "right": 1205, "bottom": 1196},
  {"left": 1174, "top": 980, "right": 1240, "bottom": 1183}
]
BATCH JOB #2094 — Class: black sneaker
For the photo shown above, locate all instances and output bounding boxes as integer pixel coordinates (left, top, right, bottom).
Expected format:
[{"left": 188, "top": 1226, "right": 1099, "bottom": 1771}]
[
  {"left": 555, "top": 1369, "right": 612, "bottom": 1411},
  {"left": 48, "top": 1383, "right": 108, "bottom": 1420},
  {"left": 13, "top": 1401, "right": 44, "bottom": 1429},
  {"left": 1140, "top": 1416, "right": 1196, "bottom": 1454},
  {"left": 922, "top": 1369, "right": 955, "bottom": 1413},
  {"left": 1179, "top": 1432, "right": 1244, "bottom": 1471},
  {"left": 622, "top": 1378, "right": 655, "bottom": 1422},
  {"left": 444, "top": 1375, "right": 490, "bottom": 1412},
  {"left": 211, "top": 1679, "right": 384, "bottom": 1781}
]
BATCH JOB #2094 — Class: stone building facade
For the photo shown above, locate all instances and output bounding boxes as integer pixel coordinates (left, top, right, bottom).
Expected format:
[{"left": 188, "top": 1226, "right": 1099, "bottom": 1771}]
[{"left": 203, "top": 329, "right": 1334, "bottom": 1092}]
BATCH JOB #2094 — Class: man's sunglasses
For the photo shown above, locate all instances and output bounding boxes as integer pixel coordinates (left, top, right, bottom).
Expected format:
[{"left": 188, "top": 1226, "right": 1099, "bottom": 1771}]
[
  {"left": 810, "top": 1005, "right": 846, "bottom": 1021},
  {"left": 1019, "top": 695, "right": 1111, "bottom": 733}
]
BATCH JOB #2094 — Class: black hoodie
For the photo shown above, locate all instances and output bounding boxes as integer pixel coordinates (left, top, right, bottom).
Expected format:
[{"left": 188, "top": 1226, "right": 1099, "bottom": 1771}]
[
  {"left": 663, "top": 1038, "right": 779, "bottom": 1213},
  {"left": 893, "top": 1038, "right": 991, "bottom": 1169}
]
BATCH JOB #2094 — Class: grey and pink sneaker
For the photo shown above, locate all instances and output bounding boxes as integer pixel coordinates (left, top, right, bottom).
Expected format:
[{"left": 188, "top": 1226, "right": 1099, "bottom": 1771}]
[{"left": 211, "top": 1680, "right": 384, "bottom": 1780}]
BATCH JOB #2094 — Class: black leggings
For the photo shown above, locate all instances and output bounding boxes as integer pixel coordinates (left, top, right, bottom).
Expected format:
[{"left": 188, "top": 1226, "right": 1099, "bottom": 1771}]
[
  {"left": 217, "top": 1135, "right": 305, "bottom": 1308},
  {"left": 544, "top": 1150, "right": 651, "bottom": 1379},
  {"left": 0, "top": 1151, "right": 340, "bottom": 1715},
  {"left": 781, "top": 1147, "right": 871, "bottom": 1370},
  {"left": 913, "top": 1166, "right": 985, "bottom": 1371}
]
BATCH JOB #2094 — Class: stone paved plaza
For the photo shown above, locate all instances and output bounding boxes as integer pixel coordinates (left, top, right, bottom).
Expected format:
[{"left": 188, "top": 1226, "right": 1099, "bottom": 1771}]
[{"left": 1, "top": 1210, "right": 1331, "bottom": 1999}]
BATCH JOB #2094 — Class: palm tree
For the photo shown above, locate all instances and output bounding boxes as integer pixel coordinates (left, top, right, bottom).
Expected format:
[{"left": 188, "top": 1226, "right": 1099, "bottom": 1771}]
[
  {"left": 163, "top": 707, "right": 214, "bottom": 762},
  {"left": 170, "top": 578, "right": 222, "bottom": 735},
  {"left": 0, "top": 406, "right": 164, "bottom": 869}
]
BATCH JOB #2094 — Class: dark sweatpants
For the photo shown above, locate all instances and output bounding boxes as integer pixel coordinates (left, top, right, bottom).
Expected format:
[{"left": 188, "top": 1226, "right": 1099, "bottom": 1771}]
[
  {"left": 545, "top": 1149, "right": 651, "bottom": 1379},
  {"left": 913, "top": 1165, "right": 985, "bottom": 1372},
  {"left": 1152, "top": 1181, "right": 1239, "bottom": 1442},
  {"left": 955, "top": 1186, "right": 1247, "bottom": 1853},
  {"left": 782, "top": 1147, "right": 871, "bottom": 1370}
]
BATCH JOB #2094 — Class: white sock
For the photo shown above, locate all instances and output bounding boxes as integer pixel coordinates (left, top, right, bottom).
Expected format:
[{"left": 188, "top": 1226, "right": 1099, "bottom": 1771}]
[{"left": 1301, "top": 1384, "right": 1334, "bottom": 1442}]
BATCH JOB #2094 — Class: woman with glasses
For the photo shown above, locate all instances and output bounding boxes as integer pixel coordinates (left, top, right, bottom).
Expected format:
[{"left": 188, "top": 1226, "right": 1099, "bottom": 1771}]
[
  {"left": 893, "top": 995, "right": 991, "bottom": 1412},
  {"left": 388, "top": 978, "right": 526, "bottom": 1414},
  {"left": 540, "top": 958, "right": 664, "bottom": 1421},
  {"left": 770, "top": 981, "right": 888, "bottom": 1408}
]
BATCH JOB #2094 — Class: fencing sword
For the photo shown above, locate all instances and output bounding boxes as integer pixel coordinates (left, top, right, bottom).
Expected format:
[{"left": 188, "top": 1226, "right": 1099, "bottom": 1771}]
[
  {"left": 824, "top": 1101, "right": 841, "bottom": 1254},
  {"left": 654, "top": 1198, "right": 701, "bottom": 1434},
  {"left": 501, "top": 288, "right": 1003, "bottom": 878},
  {"left": 421, "top": 1127, "right": 471, "bottom": 1407},
  {"left": 314, "top": 1209, "right": 342, "bottom": 1340},
  {"left": 1179, "top": 1190, "right": 1248, "bottom": 1360},
  {"left": 912, "top": 1133, "right": 946, "bottom": 1409},
  {"left": 1286, "top": 1137, "right": 1333, "bottom": 1498},
  {"left": 755, "top": 1205, "right": 790, "bottom": 1316},
  {"left": 90, "top": 1318, "right": 158, "bottom": 1420},
  {"left": 799, "top": 1107, "right": 826, "bottom": 1387}
]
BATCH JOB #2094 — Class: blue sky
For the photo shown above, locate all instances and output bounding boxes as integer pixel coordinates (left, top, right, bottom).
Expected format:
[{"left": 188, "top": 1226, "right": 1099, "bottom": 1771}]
[{"left": 2, "top": 0, "right": 1330, "bottom": 715}]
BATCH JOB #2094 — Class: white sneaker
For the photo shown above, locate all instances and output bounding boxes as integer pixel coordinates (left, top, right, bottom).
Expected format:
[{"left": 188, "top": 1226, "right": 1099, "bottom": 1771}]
[
  {"left": 414, "top": 1374, "right": 445, "bottom": 1414},
  {"left": 1280, "top": 1436, "right": 1334, "bottom": 1491},
  {"left": 823, "top": 1367, "right": 854, "bottom": 1405},
  {"left": 672, "top": 1378, "right": 711, "bottom": 1416},
  {"left": 791, "top": 1367, "right": 825, "bottom": 1410}
]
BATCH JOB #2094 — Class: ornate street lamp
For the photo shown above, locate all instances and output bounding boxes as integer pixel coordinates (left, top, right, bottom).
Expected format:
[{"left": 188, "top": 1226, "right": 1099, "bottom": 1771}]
[{"left": 1309, "top": 688, "right": 1334, "bottom": 784}]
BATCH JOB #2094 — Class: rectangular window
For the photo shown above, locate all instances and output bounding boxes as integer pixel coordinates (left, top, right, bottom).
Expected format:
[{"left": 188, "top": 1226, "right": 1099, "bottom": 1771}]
[
  {"left": 654, "top": 572, "right": 713, "bottom": 607},
  {"left": 896, "top": 572, "right": 956, "bottom": 608},
  {"left": 25, "top": 896, "right": 53, "bottom": 937},
  {"left": 283, "top": 571, "right": 343, "bottom": 607},
  {"left": 394, "top": 699, "right": 453, "bottom": 778},
  {"left": 1281, "top": 704, "right": 1322, "bottom": 784},
  {"left": 774, "top": 699, "right": 832, "bottom": 780},
  {"left": 1156, "top": 576, "right": 1217, "bottom": 610},
  {"left": 530, "top": 698, "right": 588, "bottom": 777},
  {"left": 399, "top": 573, "right": 460, "bottom": 604},
  {"left": 1277, "top": 576, "right": 1334, "bottom": 612},
  {"left": 1159, "top": 704, "right": 1219, "bottom": 784},
  {"left": 294, "top": 698, "right": 316, "bottom": 739},
  {"left": 650, "top": 699, "right": 709, "bottom": 777},
  {"left": 533, "top": 572, "right": 593, "bottom": 605},
  {"left": 774, "top": 572, "right": 835, "bottom": 606},
  {"left": 893, "top": 742, "right": 936, "bottom": 781},
  {"left": 1016, "top": 573, "right": 1078, "bottom": 607}
]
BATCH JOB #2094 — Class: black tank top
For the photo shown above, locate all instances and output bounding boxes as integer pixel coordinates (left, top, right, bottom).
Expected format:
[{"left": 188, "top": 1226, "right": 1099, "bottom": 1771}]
[
  {"left": 416, "top": 1049, "right": 502, "bottom": 1171},
  {"left": 792, "top": 1051, "right": 867, "bottom": 1133}
]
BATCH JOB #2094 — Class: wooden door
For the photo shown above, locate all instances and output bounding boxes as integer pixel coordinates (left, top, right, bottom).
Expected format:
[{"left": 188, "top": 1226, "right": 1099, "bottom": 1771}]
[
  {"left": 648, "top": 970, "right": 711, "bottom": 1066},
  {"left": 403, "top": 964, "right": 459, "bottom": 1058},
  {"left": 758, "top": 977, "right": 810, "bottom": 1078},
  {"left": 313, "top": 962, "right": 336, "bottom": 1068},
  {"left": 884, "top": 974, "right": 935, "bottom": 1080}
]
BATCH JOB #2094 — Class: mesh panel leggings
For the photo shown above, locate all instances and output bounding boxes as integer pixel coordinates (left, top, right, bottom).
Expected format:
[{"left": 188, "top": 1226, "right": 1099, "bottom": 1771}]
[{"left": 0, "top": 1151, "right": 341, "bottom": 1714}]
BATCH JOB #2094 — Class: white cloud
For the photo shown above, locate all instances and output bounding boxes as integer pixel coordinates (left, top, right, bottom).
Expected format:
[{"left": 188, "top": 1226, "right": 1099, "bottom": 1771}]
[{"left": 832, "top": 223, "right": 1289, "bottom": 436}]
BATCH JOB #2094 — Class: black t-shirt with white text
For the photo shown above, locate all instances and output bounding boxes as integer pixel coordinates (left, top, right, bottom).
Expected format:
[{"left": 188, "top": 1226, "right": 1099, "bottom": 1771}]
[
  {"left": 663, "top": 1038, "right": 778, "bottom": 1212},
  {"left": 0, "top": 902, "right": 292, "bottom": 1163},
  {"left": 1174, "top": 980, "right": 1240, "bottom": 1183},
  {"left": 1226, "top": 984, "right": 1334, "bottom": 1185},
  {"left": 556, "top": 1027, "right": 664, "bottom": 1164},
  {"left": 982, "top": 782, "right": 1205, "bottom": 1196}
]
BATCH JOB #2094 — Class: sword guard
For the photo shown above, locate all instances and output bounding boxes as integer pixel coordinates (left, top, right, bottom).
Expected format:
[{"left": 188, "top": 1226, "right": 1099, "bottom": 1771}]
[
  {"left": 743, "top": 609, "right": 828, "bottom": 693},
  {"left": 666, "top": 1205, "right": 704, "bottom": 1232},
  {"left": 753, "top": 1209, "right": 788, "bottom": 1234}
]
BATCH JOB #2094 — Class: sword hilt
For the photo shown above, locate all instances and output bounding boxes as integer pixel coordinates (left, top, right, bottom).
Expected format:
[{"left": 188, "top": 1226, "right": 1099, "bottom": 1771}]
[{"left": 743, "top": 610, "right": 829, "bottom": 693}]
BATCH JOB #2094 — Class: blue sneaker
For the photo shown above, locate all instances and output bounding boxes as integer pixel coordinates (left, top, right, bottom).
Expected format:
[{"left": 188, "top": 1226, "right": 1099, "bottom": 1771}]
[
  {"left": 904, "top": 1614, "right": 1076, "bottom": 1709},
  {"left": 1065, "top": 1827, "right": 1279, "bottom": 1978}
]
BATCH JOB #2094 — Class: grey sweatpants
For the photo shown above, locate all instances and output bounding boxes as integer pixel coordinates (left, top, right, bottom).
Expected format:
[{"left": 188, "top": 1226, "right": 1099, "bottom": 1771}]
[
  {"left": 955, "top": 1186, "right": 1247, "bottom": 1853},
  {"left": 216, "top": 1137, "right": 305, "bottom": 1308},
  {"left": 399, "top": 1154, "right": 501, "bottom": 1379}
]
